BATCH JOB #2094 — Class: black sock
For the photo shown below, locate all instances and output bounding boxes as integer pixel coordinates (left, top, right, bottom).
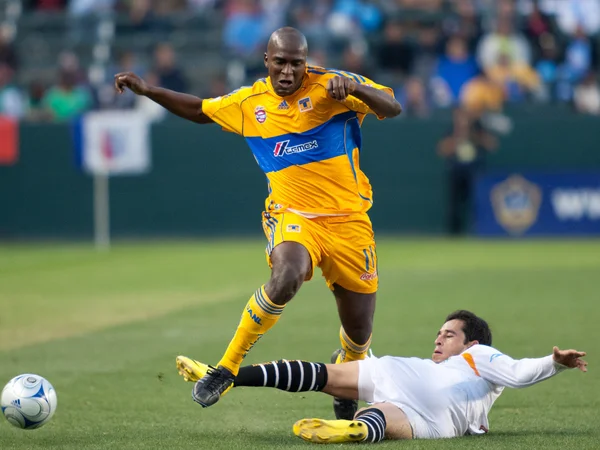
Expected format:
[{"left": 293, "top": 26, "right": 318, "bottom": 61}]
[
  {"left": 355, "top": 408, "right": 387, "bottom": 443},
  {"left": 234, "top": 360, "right": 328, "bottom": 392}
]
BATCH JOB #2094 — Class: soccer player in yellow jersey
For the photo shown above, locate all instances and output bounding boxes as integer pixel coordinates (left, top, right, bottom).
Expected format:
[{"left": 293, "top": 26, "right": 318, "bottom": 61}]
[{"left": 115, "top": 27, "right": 402, "bottom": 418}]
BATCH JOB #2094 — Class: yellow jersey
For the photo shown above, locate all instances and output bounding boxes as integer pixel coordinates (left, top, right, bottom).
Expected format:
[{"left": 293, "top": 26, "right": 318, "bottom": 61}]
[{"left": 201, "top": 66, "right": 394, "bottom": 215}]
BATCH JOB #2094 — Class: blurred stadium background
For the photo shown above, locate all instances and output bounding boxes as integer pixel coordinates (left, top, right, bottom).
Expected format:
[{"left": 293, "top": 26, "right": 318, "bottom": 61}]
[{"left": 0, "top": 0, "right": 599, "bottom": 449}]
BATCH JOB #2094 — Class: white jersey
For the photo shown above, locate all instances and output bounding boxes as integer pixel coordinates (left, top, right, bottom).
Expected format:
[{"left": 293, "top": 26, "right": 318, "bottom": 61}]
[{"left": 357, "top": 344, "right": 567, "bottom": 439}]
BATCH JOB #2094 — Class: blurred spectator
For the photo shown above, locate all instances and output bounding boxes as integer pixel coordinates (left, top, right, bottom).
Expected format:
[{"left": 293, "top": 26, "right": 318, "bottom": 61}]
[
  {"left": 535, "top": 33, "right": 560, "bottom": 101},
  {"left": 437, "top": 108, "right": 497, "bottom": 235},
  {"left": 399, "top": 77, "right": 431, "bottom": 118},
  {"left": 376, "top": 21, "right": 414, "bottom": 78},
  {"left": 188, "top": 0, "right": 218, "bottom": 12},
  {"left": 477, "top": 17, "right": 532, "bottom": 72},
  {"left": 153, "top": 43, "right": 187, "bottom": 92},
  {"left": 0, "top": 27, "right": 17, "bottom": 72},
  {"left": 561, "top": 25, "right": 594, "bottom": 85},
  {"left": 41, "top": 70, "right": 93, "bottom": 121},
  {"left": 69, "top": 0, "right": 115, "bottom": 16},
  {"left": 460, "top": 74, "right": 505, "bottom": 116},
  {"left": 27, "top": 0, "right": 66, "bottom": 11},
  {"left": 432, "top": 36, "right": 479, "bottom": 107},
  {"left": 486, "top": 53, "right": 541, "bottom": 103},
  {"left": 522, "top": 0, "right": 554, "bottom": 59},
  {"left": 327, "top": 0, "right": 382, "bottom": 35},
  {"left": 0, "top": 64, "right": 25, "bottom": 119},
  {"left": 25, "top": 80, "right": 50, "bottom": 121},
  {"left": 341, "top": 46, "right": 371, "bottom": 79},
  {"left": 57, "top": 51, "right": 88, "bottom": 85},
  {"left": 413, "top": 25, "right": 442, "bottom": 80},
  {"left": 223, "top": 0, "right": 267, "bottom": 57},
  {"left": 290, "top": 0, "right": 332, "bottom": 49},
  {"left": 573, "top": 71, "right": 600, "bottom": 115},
  {"left": 396, "top": 0, "right": 443, "bottom": 11},
  {"left": 126, "top": 0, "right": 158, "bottom": 32},
  {"left": 444, "top": 0, "right": 482, "bottom": 51},
  {"left": 555, "top": 0, "right": 600, "bottom": 36}
]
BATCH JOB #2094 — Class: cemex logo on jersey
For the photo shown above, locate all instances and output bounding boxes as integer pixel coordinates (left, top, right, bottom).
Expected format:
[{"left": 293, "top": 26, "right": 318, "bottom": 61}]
[{"left": 273, "top": 139, "right": 318, "bottom": 157}]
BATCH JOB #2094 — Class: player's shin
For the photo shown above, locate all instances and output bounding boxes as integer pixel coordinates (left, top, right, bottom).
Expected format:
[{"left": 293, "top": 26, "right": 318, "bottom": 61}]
[
  {"left": 234, "top": 360, "right": 328, "bottom": 392},
  {"left": 354, "top": 408, "right": 387, "bottom": 443},
  {"left": 217, "top": 286, "right": 284, "bottom": 375},
  {"left": 338, "top": 326, "right": 372, "bottom": 363}
]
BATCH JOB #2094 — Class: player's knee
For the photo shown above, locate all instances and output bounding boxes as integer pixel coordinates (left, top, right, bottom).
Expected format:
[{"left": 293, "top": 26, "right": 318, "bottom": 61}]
[{"left": 266, "top": 263, "right": 307, "bottom": 305}]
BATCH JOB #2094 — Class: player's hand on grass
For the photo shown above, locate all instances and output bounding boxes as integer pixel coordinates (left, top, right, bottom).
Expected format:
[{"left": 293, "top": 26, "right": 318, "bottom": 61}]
[
  {"left": 327, "top": 76, "right": 357, "bottom": 101},
  {"left": 114, "top": 72, "right": 149, "bottom": 96},
  {"left": 552, "top": 346, "right": 587, "bottom": 372}
]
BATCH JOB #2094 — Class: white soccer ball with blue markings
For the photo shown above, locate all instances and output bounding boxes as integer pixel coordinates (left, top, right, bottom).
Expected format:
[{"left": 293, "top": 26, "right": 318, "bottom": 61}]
[{"left": 1, "top": 374, "right": 57, "bottom": 429}]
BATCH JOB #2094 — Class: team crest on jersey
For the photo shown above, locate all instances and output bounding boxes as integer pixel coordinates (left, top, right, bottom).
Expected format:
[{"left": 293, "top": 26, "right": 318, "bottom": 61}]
[
  {"left": 298, "top": 97, "right": 313, "bottom": 112},
  {"left": 255, "top": 106, "right": 267, "bottom": 123}
]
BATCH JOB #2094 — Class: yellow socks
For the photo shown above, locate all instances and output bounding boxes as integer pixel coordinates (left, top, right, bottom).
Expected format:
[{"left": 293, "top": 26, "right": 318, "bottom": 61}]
[
  {"left": 217, "top": 286, "right": 284, "bottom": 375},
  {"left": 336, "top": 326, "right": 372, "bottom": 363}
]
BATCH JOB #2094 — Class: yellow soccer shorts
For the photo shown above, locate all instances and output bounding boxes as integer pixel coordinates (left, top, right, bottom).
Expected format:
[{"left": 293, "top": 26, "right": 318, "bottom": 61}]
[{"left": 262, "top": 211, "right": 378, "bottom": 294}]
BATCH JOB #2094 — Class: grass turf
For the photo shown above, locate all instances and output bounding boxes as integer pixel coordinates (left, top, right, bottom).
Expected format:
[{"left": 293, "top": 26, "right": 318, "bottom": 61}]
[{"left": 0, "top": 239, "right": 598, "bottom": 449}]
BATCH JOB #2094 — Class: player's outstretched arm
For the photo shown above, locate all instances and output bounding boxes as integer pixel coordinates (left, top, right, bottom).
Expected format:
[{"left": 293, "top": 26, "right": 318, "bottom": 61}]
[
  {"left": 114, "top": 72, "right": 213, "bottom": 124},
  {"left": 472, "top": 345, "right": 587, "bottom": 389},
  {"left": 327, "top": 76, "right": 402, "bottom": 118}
]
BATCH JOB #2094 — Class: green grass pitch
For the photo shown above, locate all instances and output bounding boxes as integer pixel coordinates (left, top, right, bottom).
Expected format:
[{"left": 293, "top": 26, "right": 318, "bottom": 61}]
[{"left": 0, "top": 239, "right": 598, "bottom": 449}]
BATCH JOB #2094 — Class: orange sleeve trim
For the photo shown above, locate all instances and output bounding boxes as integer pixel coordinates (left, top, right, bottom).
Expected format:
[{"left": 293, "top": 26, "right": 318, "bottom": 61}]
[{"left": 462, "top": 353, "right": 480, "bottom": 377}]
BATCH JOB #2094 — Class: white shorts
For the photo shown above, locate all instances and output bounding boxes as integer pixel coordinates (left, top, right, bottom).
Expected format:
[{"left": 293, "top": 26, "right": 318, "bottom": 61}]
[{"left": 357, "top": 356, "right": 457, "bottom": 439}]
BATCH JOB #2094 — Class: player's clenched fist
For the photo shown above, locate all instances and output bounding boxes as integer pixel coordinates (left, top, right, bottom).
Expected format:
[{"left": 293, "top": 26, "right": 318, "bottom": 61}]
[
  {"left": 327, "top": 76, "right": 357, "bottom": 101},
  {"left": 114, "top": 72, "right": 149, "bottom": 96}
]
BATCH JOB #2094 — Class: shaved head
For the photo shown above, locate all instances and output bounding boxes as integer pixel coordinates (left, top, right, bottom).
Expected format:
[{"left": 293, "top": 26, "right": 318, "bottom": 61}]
[
  {"left": 267, "top": 27, "right": 308, "bottom": 54},
  {"left": 264, "top": 27, "right": 308, "bottom": 96}
]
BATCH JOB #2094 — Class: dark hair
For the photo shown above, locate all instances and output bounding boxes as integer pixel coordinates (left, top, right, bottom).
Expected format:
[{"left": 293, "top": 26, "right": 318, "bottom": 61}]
[{"left": 445, "top": 310, "right": 492, "bottom": 346}]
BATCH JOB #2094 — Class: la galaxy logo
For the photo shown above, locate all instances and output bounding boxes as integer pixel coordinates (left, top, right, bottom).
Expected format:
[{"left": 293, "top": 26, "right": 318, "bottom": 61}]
[
  {"left": 255, "top": 105, "right": 267, "bottom": 123},
  {"left": 491, "top": 175, "right": 542, "bottom": 235},
  {"left": 298, "top": 97, "right": 313, "bottom": 112}
]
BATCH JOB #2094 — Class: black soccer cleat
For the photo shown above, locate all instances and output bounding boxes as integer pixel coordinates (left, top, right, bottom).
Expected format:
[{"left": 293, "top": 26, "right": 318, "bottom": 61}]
[
  {"left": 192, "top": 365, "right": 234, "bottom": 408},
  {"left": 331, "top": 349, "right": 359, "bottom": 420}
]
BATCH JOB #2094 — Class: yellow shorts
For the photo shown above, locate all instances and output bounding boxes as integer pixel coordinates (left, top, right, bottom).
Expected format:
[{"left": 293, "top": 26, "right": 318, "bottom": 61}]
[{"left": 262, "top": 211, "right": 378, "bottom": 294}]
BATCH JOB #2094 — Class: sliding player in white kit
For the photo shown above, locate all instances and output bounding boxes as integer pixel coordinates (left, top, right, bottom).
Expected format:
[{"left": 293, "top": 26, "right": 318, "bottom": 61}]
[{"left": 177, "top": 310, "right": 587, "bottom": 443}]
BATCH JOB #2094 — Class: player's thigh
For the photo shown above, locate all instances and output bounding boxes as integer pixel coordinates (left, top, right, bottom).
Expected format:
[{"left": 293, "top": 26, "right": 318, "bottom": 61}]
[
  {"left": 262, "top": 211, "right": 322, "bottom": 280},
  {"left": 321, "top": 361, "right": 360, "bottom": 400},
  {"left": 356, "top": 403, "right": 413, "bottom": 440},
  {"left": 322, "top": 213, "right": 378, "bottom": 294}
]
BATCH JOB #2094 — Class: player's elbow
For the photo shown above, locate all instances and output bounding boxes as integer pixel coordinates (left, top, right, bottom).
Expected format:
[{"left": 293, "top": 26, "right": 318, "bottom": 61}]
[{"left": 388, "top": 100, "right": 402, "bottom": 118}]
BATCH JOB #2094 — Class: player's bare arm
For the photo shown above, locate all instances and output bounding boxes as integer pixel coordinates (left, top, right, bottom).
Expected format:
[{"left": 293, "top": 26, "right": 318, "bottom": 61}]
[
  {"left": 114, "top": 72, "right": 213, "bottom": 124},
  {"left": 326, "top": 76, "right": 402, "bottom": 118}
]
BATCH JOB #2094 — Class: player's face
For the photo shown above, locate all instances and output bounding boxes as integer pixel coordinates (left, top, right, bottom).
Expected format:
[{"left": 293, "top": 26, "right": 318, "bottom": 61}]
[
  {"left": 432, "top": 319, "right": 475, "bottom": 363},
  {"left": 265, "top": 47, "right": 307, "bottom": 97}
]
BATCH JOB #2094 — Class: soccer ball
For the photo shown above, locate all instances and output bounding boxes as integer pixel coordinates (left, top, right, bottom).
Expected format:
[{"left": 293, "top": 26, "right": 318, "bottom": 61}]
[{"left": 1, "top": 374, "right": 57, "bottom": 429}]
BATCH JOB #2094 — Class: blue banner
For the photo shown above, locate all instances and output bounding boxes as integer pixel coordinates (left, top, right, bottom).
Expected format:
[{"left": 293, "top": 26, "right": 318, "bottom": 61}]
[{"left": 475, "top": 172, "right": 600, "bottom": 236}]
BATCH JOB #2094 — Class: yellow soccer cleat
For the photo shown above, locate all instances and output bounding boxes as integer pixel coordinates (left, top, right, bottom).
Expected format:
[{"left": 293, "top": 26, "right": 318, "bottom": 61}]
[
  {"left": 293, "top": 418, "right": 367, "bottom": 444},
  {"left": 175, "top": 356, "right": 235, "bottom": 396},
  {"left": 176, "top": 356, "right": 208, "bottom": 382}
]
